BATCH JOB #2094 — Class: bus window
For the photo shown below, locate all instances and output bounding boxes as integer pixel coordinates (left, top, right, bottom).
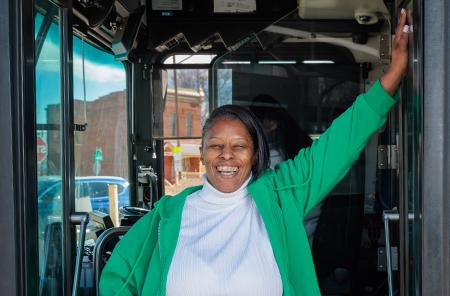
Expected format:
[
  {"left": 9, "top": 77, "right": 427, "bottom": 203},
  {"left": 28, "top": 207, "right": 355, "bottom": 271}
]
[
  {"left": 35, "top": 3, "right": 64, "bottom": 295},
  {"left": 155, "top": 55, "right": 214, "bottom": 195},
  {"left": 72, "top": 34, "right": 128, "bottom": 214}
]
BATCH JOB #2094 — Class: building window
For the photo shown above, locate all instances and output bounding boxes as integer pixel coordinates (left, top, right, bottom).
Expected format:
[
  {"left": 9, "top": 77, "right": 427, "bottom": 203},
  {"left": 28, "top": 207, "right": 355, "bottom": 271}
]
[
  {"left": 185, "top": 113, "right": 193, "bottom": 136},
  {"left": 169, "top": 112, "right": 177, "bottom": 136}
]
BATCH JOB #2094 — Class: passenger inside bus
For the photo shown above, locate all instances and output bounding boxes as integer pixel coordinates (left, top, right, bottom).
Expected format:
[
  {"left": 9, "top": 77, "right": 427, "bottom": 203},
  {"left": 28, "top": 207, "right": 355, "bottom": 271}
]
[{"left": 99, "top": 9, "right": 411, "bottom": 296}]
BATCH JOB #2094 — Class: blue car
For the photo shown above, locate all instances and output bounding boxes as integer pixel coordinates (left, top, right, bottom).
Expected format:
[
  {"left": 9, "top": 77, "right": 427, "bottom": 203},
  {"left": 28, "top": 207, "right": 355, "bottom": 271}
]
[{"left": 37, "top": 176, "right": 130, "bottom": 228}]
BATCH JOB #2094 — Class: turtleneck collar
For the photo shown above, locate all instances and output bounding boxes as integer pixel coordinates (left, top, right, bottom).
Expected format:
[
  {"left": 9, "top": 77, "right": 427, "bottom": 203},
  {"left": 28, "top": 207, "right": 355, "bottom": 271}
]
[{"left": 197, "top": 173, "right": 252, "bottom": 206}]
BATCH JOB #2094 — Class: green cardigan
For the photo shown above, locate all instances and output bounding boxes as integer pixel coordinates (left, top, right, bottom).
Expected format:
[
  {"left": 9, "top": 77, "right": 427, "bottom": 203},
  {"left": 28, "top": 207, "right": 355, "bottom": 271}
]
[{"left": 100, "top": 80, "right": 397, "bottom": 296}]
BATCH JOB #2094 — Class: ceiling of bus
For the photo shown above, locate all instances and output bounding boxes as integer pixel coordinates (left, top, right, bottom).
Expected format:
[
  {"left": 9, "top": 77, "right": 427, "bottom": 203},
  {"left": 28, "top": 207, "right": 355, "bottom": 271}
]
[
  {"left": 71, "top": 0, "right": 393, "bottom": 63},
  {"left": 299, "top": 0, "right": 389, "bottom": 24}
]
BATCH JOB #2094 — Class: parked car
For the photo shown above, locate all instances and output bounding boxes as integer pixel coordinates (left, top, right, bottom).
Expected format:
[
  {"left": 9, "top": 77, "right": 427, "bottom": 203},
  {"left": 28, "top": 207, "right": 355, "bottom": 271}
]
[{"left": 37, "top": 176, "right": 130, "bottom": 232}]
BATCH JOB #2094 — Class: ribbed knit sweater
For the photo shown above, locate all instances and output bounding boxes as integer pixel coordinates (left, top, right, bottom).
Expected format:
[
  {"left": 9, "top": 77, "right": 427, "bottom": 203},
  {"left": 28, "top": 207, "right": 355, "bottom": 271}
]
[{"left": 166, "top": 175, "right": 283, "bottom": 296}]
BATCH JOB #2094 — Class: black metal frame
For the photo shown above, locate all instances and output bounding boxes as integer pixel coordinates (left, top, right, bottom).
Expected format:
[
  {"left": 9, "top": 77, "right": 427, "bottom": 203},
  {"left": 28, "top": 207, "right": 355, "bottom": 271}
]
[
  {"left": 0, "top": 0, "right": 38, "bottom": 295},
  {"left": 0, "top": 0, "right": 78, "bottom": 294},
  {"left": 130, "top": 62, "right": 157, "bottom": 202},
  {"left": 93, "top": 226, "right": 130, "bottom": 295},
  {"left": 423, "top": 0, "right": 450, "bottom": 295},
  {"left": 125, "top": 61, "right": 137, "bottom": 206},
  {"left": 59, "top": 1, "right": 77, "bottom": 295},
  {"left": 397, "top": 1, "right": 425, "bottom": 295}
]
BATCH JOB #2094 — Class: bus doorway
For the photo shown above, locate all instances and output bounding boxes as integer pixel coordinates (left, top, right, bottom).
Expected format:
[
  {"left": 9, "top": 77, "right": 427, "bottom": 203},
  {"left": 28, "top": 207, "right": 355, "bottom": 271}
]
[{"left": 3, "top": 0, "right": 450, "bottom": 295}]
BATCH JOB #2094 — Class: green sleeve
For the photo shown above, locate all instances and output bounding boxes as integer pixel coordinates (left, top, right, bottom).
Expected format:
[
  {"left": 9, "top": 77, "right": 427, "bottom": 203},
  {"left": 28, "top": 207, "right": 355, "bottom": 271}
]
[
  {"left": 275, "top": 80, "right": 398, "bottom": 216},
  {"left": 99, "top": 210, "right": 157, "bottom": 296},
  {"left": 99, "top": 247, "right": 137, "bottom": 296}
]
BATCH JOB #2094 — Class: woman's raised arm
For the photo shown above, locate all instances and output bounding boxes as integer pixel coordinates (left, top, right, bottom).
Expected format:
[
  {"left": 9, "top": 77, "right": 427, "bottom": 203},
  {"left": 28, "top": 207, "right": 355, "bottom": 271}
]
[{"left": 273, "top": 9, "right": 411, "bottom": 215}]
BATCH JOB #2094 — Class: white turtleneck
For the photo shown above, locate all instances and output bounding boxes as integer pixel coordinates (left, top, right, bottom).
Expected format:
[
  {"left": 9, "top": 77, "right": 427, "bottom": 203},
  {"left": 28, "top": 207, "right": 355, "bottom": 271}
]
[{"left": 166, "top": 175, "right": 283, "bottom": 296}]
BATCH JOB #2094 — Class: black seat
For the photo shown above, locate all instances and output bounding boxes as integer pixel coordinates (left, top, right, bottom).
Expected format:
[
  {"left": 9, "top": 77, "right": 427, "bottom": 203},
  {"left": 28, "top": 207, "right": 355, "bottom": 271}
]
[{"left": 93, "top": 226, "right": 130, "bottom": 296}]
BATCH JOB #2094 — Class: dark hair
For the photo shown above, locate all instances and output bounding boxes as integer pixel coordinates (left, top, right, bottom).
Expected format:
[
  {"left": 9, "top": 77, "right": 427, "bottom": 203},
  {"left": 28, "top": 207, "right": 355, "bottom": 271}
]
[{"left": 201, "top": 104, "right": 270, "bottom": 178}]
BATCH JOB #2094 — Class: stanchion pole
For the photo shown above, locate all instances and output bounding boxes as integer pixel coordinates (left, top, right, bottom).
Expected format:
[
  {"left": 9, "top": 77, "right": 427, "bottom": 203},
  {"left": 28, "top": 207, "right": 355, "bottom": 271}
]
[{"left": 108, "top": 184, "right": 119, "bottom": 226}]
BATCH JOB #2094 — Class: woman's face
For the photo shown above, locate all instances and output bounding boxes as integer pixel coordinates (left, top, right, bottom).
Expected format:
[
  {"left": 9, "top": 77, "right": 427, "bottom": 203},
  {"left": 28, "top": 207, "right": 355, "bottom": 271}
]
[{"left": 201, "top": 118, "right": 256, "bottom": 193}]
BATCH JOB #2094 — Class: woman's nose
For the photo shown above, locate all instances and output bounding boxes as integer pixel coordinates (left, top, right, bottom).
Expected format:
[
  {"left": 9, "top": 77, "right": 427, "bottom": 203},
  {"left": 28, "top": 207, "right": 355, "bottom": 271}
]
[{"left": 220, "top": 146, "right": 233, "bottom": 159}]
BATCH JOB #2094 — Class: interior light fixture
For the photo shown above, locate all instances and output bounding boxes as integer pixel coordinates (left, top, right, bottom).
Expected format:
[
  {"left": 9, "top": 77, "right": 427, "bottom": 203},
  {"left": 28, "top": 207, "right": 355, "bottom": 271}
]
[
  {"left": 302, "top": 60, "right": 335, "bottom": 64},
  {"left": 258, "top": 60, "right": 297, "bottom": 64},
  {"left": 222, "top": 61, "right": 251, "bottom": 64}
]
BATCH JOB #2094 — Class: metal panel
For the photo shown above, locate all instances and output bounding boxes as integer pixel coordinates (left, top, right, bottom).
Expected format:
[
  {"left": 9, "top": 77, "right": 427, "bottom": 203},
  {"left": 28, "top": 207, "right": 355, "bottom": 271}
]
[
  {"left": 60, "top": 3, "right": 76, "bottom": 295},
  {"left": 423, "top": 0, "right": 450, "bottom": 295},
  {"left": 0, "top": 0, "right": 39, "bottom": 295},
  {"left": 0, "top": 0, "right": 19, "bottom": 294}
]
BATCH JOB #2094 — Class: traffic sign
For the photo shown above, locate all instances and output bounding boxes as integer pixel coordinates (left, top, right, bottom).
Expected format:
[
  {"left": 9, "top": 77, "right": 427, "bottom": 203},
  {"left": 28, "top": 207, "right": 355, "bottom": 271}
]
[
  {"left": 93, "top": 148, "right": 103, "bottom": 162},
  {"left": 37, "top": 136, "right": 48, "bottom": 162}
]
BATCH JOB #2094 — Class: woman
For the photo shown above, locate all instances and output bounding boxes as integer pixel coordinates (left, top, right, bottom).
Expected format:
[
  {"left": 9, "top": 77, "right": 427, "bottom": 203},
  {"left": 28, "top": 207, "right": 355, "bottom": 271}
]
[{"left": 100, "top": 10, "right": 411, "bottom": 296}]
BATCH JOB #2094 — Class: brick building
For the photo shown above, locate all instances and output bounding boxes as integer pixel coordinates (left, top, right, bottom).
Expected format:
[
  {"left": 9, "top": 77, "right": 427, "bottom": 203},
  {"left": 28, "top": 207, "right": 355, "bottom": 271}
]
[
  {"left": 162, "top": 87, "right": 205, "bottom": 185},
  {"left": 45, "top": 87, "right": 205, "bottom": 188},
  {"left": 46, "top": 91, "right": 128, "bottom": 179}
]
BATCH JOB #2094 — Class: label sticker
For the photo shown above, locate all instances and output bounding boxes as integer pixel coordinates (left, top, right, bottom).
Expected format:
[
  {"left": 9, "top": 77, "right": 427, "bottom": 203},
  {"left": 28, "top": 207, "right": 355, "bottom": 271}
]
[
  {"left": 214, "top": 0, "right": 256, "bottom": 13},
  {"left": 152, "top": 0, "right": 182, "bottom": 11}
]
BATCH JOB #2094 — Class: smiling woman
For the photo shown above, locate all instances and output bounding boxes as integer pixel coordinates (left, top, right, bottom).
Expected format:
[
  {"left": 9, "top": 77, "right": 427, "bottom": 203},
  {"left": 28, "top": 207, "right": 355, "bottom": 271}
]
[
  {"left": 100, "top": 10, "right": 412, "bottom": 296},
  {"left": 200, "top": 105, "right": 269, "bottom": 192}
]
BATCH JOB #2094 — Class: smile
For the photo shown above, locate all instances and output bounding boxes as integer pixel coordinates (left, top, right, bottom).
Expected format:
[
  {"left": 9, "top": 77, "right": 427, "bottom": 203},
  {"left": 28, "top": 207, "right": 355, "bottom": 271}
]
[{"left": 216, "top": 166, "right": 239, "bottom": 177}]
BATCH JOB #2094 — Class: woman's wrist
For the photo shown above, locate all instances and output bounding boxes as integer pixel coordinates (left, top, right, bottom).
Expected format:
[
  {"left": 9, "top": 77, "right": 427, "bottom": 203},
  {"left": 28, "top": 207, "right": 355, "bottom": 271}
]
[{"left": 380, "top": 68, "right": 404, "bottom": 96}]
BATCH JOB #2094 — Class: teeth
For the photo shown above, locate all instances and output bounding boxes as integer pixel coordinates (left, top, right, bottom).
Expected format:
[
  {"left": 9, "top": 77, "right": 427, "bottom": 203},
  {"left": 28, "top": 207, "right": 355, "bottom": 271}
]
[
  {"left": 217, "top": 166, "right": 238, "bottom": 172},
  {"left": 220, "top": 171, "right": 235, "bottom": 176}
]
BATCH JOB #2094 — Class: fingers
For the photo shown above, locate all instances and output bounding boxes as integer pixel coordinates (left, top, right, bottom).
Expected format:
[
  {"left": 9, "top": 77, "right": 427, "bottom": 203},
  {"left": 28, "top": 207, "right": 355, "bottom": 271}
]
[
  {"left": 395, "top": 9, "right": 407, "bottom": 36},
  {"left": 394, "top": 9, "right": 411, "bottom": 45}
]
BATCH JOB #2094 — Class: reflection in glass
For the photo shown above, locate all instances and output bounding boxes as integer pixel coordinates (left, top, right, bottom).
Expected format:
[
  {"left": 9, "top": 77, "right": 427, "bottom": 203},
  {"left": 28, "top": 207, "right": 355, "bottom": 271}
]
[
  {"left": 35, "top": 7, "right": 63, "bottom": 295},
  {"left": 402, "top": 2, "right": 422, "bottom": 294},
  {"left": 72, "top": 34, "right": 128, "bottom": 216}
]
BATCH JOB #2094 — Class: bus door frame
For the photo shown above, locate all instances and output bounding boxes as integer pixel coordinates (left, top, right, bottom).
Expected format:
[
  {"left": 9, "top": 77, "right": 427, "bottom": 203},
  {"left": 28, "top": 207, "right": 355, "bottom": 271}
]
[
  {"left": 423, "top": 0, "right": 450, "bottom": 294},
  {"left": 0, "top": 0, "right": 37, "bottom": 295}
]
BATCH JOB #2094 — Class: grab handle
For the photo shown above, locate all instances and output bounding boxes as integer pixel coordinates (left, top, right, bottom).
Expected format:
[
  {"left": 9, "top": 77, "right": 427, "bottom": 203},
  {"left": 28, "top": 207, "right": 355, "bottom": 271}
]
[
  {"left": 383, "top": 210, "right": 415, "bottom": 296},
  {"left": 70, "top": 212, "right": 90, "bottom": 296},
  {"left": 383, "top": 210, "right": 398, "bottom": 296}
]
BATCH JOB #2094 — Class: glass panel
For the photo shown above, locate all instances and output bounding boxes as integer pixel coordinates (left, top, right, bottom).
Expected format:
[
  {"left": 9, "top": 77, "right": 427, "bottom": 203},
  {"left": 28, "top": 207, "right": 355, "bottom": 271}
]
[
  {"left": 158, "top": 65, "right": 210, "bottom": 195},
  {"left": 160, "top": 68, "right": 209, "bottom": 138},
  {"left": 163, "top": 139, "right": 205, "bottom": 195},
  {"left": 401, "top": 1, "right": 422, "bottom": 295},
  {"left": 72, "top": 34, "right": 128, "bottom": 218},
  {"left": 35, "top": 6, "right": 63, "bottom": 295}
]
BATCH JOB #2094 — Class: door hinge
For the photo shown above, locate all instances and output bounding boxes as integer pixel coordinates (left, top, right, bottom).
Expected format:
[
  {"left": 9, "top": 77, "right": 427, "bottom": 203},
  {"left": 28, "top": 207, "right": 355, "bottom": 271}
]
[
  {"left": 377, "top": 145, "right": 398, "bottom": 169},
  {"left": 379, "top": 34, "right": 391, "bottom": 63},
  {"left": 377, "top": 246, "right": 398, "bottom": 271}
]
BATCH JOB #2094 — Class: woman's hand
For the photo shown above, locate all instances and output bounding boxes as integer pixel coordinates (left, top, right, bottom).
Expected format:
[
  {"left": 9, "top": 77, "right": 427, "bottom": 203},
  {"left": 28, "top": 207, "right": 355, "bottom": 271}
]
[{"left": 380, "top": 8, "right": 411, "bottom": 96}]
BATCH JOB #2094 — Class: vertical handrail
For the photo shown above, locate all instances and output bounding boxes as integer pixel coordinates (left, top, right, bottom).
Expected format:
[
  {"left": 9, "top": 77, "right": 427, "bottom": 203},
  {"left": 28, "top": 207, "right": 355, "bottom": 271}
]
[
  {"left": 70, "top": 213, "right": 90, "bottom": 296},
  {"left": 383, "top": 210, "right": 415, "bottom": 296},
  {"left": 383, "top": 210, "right": 398, "bottom": 296}
]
